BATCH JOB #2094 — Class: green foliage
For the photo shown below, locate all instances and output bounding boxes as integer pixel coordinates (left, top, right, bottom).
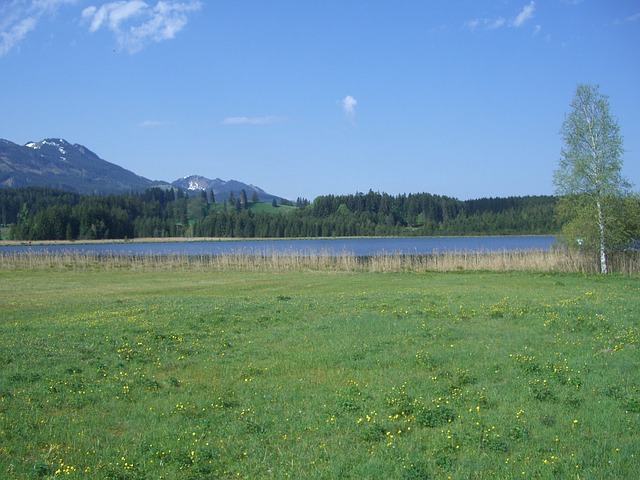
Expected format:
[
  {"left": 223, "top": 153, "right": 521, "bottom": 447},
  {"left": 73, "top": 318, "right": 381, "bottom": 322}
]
[
  {"left": 555, "top": 85, "right": 628, "bottom": 198},
  {"left": 2, "top": 186, "right": 560, "bottom": 240},
  {"left": 554, "top": 84, "right": 635, "bottom": 273},
  {"left": 193, "top": 192, "right": 559, "bottom": 238},
  {"left": 0, "top": 269, "right": 638, "bottom": 478},
  {"left": 557, "top": 194, "right": 640, "bottom": 253}
]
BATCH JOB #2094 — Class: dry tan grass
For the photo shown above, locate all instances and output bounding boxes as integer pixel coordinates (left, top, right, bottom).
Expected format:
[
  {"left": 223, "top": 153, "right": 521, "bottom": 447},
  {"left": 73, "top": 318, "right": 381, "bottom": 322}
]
[
  {"left": 0, "top": 236, "right": 225, "bottom": 247},
  {"left": 2, "top": 248, "right": 638, "bottom": 273}
]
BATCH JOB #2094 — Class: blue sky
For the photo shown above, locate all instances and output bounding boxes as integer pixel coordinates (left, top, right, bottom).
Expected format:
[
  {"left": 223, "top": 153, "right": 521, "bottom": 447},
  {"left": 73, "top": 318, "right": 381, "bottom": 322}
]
[{"left": 1, "top": 1, "right": 639, "bottom": 201}]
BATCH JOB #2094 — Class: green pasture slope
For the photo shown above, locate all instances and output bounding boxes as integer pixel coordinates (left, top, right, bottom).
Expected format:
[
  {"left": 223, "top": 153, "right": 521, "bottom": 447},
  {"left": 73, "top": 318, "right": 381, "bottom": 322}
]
[{"left": 0, "top": 268, "right": 638, "bottom": 478}]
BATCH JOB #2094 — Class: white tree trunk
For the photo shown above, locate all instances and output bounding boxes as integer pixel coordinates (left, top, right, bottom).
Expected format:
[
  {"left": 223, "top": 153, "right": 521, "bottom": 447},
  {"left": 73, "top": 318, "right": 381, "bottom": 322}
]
[{"left": 597, "top": 199, "right": 608, "bottom": 274}]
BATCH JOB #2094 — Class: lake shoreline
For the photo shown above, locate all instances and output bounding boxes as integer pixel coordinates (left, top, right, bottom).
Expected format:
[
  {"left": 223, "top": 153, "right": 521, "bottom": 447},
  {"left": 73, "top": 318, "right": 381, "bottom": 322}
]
[{"left": 0, "top": 234, "right": 557, "bottom": 248}]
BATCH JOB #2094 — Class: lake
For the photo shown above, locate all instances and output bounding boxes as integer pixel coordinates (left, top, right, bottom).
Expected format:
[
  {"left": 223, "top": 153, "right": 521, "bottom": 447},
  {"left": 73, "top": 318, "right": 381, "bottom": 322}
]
[{"left": 0, "top": 236, "right": 557, "bottom": 257}]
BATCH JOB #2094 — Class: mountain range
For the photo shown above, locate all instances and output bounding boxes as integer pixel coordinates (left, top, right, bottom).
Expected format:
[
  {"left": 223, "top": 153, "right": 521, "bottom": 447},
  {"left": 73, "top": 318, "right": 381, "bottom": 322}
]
[{"left": 0, "top": 138, "right": 283, "bottom": 201}]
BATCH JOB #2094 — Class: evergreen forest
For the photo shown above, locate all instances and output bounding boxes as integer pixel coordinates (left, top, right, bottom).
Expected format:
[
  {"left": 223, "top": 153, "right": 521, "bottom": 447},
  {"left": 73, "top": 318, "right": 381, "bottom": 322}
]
[{"left": 0, "top": 187, "right": 560, "bottom": 241}]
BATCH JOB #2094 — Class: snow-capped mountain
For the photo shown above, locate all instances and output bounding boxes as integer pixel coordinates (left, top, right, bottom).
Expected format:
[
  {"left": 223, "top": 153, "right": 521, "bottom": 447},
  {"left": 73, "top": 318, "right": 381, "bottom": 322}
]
[
  {"left": 0, "top": 138, "right": 284, "bottom": 201},
  {"left": 0, "top": 138, "right": 165, "bottom": 194},
  {"left": 171, "top": 175, "right": 280, "bottom": 202}
]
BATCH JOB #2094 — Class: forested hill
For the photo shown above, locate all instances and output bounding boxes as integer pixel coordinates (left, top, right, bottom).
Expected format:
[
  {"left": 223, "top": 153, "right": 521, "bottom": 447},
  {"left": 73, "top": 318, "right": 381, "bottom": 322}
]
[
  {"left": 1, "top": 187, "right": 560, "bottom": 241},
  {"left": 297, "top": 191, "right": 558, "bottom": 237}
]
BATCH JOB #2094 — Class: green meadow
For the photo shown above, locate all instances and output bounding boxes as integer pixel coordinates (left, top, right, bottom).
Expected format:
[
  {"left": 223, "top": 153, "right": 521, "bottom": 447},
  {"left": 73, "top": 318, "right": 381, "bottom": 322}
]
[{"left": 1, "top": 262, "right": 639, "bottom": 478}]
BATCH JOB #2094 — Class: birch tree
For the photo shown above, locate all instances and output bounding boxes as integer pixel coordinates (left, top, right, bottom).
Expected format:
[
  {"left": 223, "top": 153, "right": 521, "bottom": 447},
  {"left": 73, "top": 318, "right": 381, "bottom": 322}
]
[{"left": 554, "top": 84, "right": 631, "bottom": 273}]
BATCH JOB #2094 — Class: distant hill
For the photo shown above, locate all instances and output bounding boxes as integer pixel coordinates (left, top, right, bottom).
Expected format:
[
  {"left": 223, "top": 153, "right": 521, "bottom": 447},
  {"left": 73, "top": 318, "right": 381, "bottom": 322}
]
[
  {"left": 0, "top": 138, "right": 166, "bottom": 194},
  {"left": 0, "top": 138, "right": 284, "bottom": 200},
  {"left": 172, "top": 175, "right": 282, "bottom": 203}
]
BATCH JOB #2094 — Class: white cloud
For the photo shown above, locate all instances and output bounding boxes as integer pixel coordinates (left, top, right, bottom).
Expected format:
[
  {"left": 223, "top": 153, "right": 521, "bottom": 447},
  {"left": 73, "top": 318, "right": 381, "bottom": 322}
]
[
  {"left": 0, "top": 0, "right": 78, "bottom": 56},
  {"left": 82, "top": 1, "right": 147, "bottom": 33},
  {"left": 511, "top": 1, "right": 535, "bottom": 28},
  {"left": 138, "top": 119, "right": 172, "bottom": 127},
  {"left": 0, "top": 16, "right": 36, "bottom": 56},
  {"left": 342, "top": 95, "right": 357, "bottom": 119},
  {"left": 488, "top": 17, "right": 506, "bottom": 29},
  {"left": 612, "top": 11, "right": 640, "bottom": 26},
  {"left": 465, "top": 17, "right": 505, "bottom": 31},
  {"left": 29, "top": 0, "right": 78, "bottom": 10},
  {"left": 628, "top": 12, "right": 640, "bottom": 22},
  {"left": 82, "top": 1, "right": 203, "bottom": 53},
  {"left": 0, "top": 0, "right": 200, "bottom": 56},
  {"left": 222, "top": 116, "right": 284, "bottom": 125},
  {"left": 619, "top": 12, "right": 640, "bottom": 24},
  {"left": 464, "top": 19, "right": 481, "bottom": 31},
  {"left": 465, "top": 1, "right": 536, "bottom": 32}
]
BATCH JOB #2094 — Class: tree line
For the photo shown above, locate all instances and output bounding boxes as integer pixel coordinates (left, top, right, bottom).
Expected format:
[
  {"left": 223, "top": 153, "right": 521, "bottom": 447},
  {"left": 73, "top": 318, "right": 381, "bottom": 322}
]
[{"left": 1, "top": 186, "right": 561, "bottom": 241}]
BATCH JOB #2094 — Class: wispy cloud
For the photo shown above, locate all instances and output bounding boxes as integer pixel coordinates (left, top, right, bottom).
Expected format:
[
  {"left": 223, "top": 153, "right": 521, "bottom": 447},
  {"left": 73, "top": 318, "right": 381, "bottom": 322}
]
[
  {"left": 613, "top": 11, "right": 640, "bottom": 25},
  {"left": 489, "top": 17, "right": 507, "bottom": 29},
  {"left": 138, "top": 119, "right": 173, "bottom": 127},
  {"left": 627, "top": 12, "right": 640, "bottom": 22},
  {"left": 465, "top": 17, "right": 506, "bottom": 31},
  {"left": 82, "top": 1, "right": 202, "bottom": 53},
  {"left": 0, "top": 16, "right": 36, "bottom": 56},
  {"left": 511, "top": 1, "right": 536, "bottom": 28},
  {"left": 1, "top": 0, "right": 200, "bottom": 56},
  {"left": 0, "top": 0, "right": 78, "bottom": 56},
  {"left": 222, "top": 116, "right": 284, "bottom": 125},
  {"left": 341, "top": 95, "right": 357, "bottom": 119},
  {"left": 464, "top": 19, "right": 480, "bottom": 31},
  {"left": 466, "top": 1, "right": 536, "bottom": 31}
]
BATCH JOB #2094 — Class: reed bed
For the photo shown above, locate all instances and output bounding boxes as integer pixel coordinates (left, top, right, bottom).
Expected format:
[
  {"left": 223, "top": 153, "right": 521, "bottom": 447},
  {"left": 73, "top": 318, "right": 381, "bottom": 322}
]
[{"left": 2, "top": 248, "right": 638, "bottom": 273}]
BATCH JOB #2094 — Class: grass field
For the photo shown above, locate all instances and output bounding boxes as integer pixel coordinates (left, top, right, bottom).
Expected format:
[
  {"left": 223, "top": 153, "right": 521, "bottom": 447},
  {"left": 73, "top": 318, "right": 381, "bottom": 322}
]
[{"left": 1, "top": 261, "right": 639, "bottom": 478}]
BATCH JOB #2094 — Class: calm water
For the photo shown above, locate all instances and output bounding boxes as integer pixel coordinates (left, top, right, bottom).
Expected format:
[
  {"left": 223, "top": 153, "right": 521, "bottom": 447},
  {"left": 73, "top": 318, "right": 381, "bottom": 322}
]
[{"left": 1, "top": 236, "right": 557, "bottom": 257}]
